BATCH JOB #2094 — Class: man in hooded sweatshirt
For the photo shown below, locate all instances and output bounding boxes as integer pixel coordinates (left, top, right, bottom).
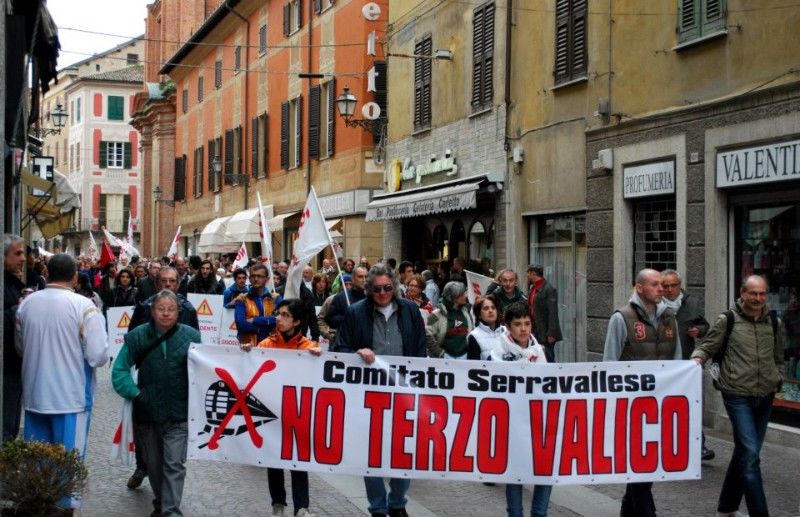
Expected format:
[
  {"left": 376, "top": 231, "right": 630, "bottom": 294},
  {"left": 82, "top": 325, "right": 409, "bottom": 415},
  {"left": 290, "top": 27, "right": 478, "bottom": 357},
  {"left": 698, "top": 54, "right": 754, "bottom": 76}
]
[{"left": 603, "top": 268, "right": 681, "bottom": 517}]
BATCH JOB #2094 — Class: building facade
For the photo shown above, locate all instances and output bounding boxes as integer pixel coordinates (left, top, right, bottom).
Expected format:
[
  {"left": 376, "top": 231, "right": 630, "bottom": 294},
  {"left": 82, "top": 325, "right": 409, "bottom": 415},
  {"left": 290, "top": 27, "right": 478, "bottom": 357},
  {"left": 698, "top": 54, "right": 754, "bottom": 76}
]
[{"left": 377, "top": 0, "right": 508, "bottom": 276}]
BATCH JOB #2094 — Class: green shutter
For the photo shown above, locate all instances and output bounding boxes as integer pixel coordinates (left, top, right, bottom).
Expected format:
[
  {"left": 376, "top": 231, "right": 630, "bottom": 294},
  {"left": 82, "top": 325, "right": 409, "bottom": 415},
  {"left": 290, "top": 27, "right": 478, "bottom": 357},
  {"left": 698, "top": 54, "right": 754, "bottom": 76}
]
[
  {"left": 702, "top": 0, "right": 726, "bottom": 34},
  {"left": 678, "top": 0, "right": 700, "bottom": 43},
  {"left": 108, "top": 96, "right": 124, "bottom": 120},
  {"left": 123, "top": 142, "right": 132, "bottom": 169},
  {"left": 99, "top": 194, "right": 107, "bottom": 227},
  {"left": 99, "top": 141, "right": 108, "bottom": 168},
  {"left": 123, "top": 195, "right": 130, "bottom": 231}
]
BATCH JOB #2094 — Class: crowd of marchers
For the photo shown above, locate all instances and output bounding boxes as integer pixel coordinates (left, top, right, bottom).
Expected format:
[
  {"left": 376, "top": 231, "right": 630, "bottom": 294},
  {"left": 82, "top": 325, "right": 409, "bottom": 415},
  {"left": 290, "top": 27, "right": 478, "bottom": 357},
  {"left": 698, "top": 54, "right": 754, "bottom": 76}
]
[{"left": 3, "top": 233, "right": 784, "bottom": 517}]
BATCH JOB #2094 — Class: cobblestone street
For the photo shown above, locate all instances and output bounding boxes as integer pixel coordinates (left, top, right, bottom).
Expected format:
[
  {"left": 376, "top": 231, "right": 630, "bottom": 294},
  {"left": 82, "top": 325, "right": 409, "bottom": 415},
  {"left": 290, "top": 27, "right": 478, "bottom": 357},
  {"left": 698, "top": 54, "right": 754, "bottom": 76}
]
[{"left": 80, "top": 367, "right": 800, "bottom": 516}]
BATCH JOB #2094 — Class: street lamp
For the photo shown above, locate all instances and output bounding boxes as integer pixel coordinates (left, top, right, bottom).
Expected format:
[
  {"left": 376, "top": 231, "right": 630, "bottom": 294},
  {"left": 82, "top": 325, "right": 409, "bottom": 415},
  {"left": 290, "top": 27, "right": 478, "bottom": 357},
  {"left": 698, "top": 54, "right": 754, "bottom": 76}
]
[
  {"left": 153, "top": 185, "right": 175, "bottom": 207},
  {"left": 212, "top": 155, "right": 222, "bottom": 177},
  {"left": 335, "top": 87, "right": 386, "bottom": 135},
  {"left": 36, "top": 103, "right": 68, "bottom": 137}
]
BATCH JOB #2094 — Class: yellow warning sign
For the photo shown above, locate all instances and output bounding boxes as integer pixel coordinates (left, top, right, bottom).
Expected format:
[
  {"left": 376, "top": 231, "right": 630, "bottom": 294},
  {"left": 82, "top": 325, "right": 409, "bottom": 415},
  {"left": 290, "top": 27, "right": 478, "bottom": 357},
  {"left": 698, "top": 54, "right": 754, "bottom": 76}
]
[
  {"left": 229, "top": 320, "right": 237, "bottom": 330},
  {"left": 196, "top": 299, "right": 214, "bottom": 316},
  {"left": 117, "top": 312, "right": 131, "bottom": 328}
]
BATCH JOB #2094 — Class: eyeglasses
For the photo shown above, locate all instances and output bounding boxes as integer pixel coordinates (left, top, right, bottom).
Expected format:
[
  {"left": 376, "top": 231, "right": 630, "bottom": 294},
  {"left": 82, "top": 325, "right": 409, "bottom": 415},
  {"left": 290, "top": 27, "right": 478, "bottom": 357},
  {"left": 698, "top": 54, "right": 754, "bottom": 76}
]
[
  {"left": 371, "top": 284, "right": 394, "bottom": 294},
  {"left": 661, "top": 283, "right": 680, "bottom": 289}
]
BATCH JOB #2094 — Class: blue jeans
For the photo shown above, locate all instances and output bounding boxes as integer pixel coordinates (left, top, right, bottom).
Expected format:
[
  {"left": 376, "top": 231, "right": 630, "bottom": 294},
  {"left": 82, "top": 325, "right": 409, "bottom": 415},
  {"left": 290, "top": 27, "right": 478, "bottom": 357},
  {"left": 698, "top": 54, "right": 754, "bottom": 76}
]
[
  {"left": 505, "top": 484, "right": 552, "bottom": 517},
  {"left": 718, "top": 393, "right": 774, "bottom": 517},
  {"left": 364, "top": 477, "right": 410, "bottom": 514}
]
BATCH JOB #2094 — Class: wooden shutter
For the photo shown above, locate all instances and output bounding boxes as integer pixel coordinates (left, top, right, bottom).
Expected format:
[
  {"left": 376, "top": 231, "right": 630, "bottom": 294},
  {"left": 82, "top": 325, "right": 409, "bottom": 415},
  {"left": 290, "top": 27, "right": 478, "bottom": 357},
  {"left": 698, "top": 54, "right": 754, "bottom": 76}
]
[
  {"left": 295, "top": 96, "right": 303, "bottom": 167},
  {"left": 280, "top": 101, "right": 289, "bottom": 169},
  {"left": 252, "top": 116, "right": 259, "bottom": 177},
  {"left": 308, "top": 85, "right": 321, "bottom": 160},
  {"left": 327, "top": 77, "right": 336, "bottom": 156},
  {"left": 207, "top": 140, "right": 215, "bottom": 191},
  {"left": 373, "top": 61, "right": 388, "bottom": 142},
  {"left": 182, "top": 89, "right": 188, "bottom": 113},
  {"left": 413, "top": 37, "right": 432, "bottom": 129},
  {"left": 224, "top": 129, "right": 234, "bottom": 183},
  {"left": 234, "top": 126, "right": 242, "bottom": 176},
  {"left": 123, "top": 142, "right": 132, "bottom": 169},
  {"left": 99, "top": 141, "right": 107, "bottom": 168},
  {"left": 678, "top": 0, "right": 699, "bottom": 42},
  {"left": 297, "top": 0, "right": 304, "bottom": 28},
  {"left": 259, "top": 25, "right": 267, "bottom": 53},
  {"left": 174, "top": 155, "right": 186, "bottom": 201},
  {"left": 198, "top": 76, "right": 204, "bottom": 102},
  {"left": 571, "top": 0, "right": 587, "bottom": 78},
  {"left": 283, "top": 4, "right": 290, "bottom": 36},
  {"left": 554, "top": 0, "right": 570, "bottom": 83},
  {"left": 99, "top": 194, "right": 106, "bottom": 227},
  {"left": 215, "top": 61, "right": 222, "bottom": 88},
  {"left": 702, "top": 0, "right": 725, "bottom": 34},
  {"left": 123, "top": 194, "right": 130, "bottom": 230},
  {"left": 472, "top": 6, "right": 485, "bottom": 109},
  {"left": 314, "top": 0, "right": 322, "bottom": 14}
]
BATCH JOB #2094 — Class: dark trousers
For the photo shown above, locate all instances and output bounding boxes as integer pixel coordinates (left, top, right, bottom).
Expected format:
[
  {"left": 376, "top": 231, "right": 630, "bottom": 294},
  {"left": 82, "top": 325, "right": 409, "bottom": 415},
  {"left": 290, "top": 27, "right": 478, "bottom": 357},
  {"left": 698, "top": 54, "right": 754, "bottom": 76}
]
[
  {"left": 620, "top": 482, "right": 656, "bottom": 517},
  {"left": 2, "top": 373, "right": 22, "bottom": 442},
  {"left": 267, "top": 468, "right": 310, "bottom": 513}
]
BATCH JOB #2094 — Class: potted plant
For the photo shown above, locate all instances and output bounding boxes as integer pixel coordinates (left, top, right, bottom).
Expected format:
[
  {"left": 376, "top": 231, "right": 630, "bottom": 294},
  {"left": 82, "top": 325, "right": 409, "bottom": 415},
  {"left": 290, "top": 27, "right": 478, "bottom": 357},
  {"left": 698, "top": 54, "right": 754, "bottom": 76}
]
[{"left": 0, "top": 439, "right": 88, "bottom": 516}]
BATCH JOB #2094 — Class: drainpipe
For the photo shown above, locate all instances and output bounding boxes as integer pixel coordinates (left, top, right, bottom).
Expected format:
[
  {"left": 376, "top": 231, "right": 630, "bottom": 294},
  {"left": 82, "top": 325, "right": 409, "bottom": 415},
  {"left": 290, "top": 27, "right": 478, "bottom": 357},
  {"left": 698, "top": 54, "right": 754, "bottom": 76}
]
[
  {"left": 503, "top": 0, "right": 515, "bottom": 271},
  {"left": 223, "top": 1, "right": 250, "bottom": 209},
  {"left": 306, "top": 0, "right": 313, "bottom": 195}
]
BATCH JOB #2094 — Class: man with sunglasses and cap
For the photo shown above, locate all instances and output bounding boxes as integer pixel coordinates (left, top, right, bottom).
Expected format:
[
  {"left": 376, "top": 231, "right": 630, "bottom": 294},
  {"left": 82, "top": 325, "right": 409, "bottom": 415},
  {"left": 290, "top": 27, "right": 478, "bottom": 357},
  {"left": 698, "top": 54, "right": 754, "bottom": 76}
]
[{"left": 333, "top": 264, "right": 425, "bottom": 517}]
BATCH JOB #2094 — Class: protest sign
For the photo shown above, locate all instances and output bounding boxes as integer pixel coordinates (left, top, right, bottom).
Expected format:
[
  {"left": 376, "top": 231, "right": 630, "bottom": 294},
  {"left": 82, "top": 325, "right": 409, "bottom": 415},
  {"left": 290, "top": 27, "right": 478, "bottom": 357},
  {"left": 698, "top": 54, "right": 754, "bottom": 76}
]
[
  {"left": 220, "top": 308, "right": 239, "bottom": 346},
  {"left": 187, "top": 294, "right": 224, "bottom": 345},
  {"left": 106, "top": 305, "right": 134, "bottom": 359},
  {"left": 188, "top": 346, "right": 701, "bottom": 485}
]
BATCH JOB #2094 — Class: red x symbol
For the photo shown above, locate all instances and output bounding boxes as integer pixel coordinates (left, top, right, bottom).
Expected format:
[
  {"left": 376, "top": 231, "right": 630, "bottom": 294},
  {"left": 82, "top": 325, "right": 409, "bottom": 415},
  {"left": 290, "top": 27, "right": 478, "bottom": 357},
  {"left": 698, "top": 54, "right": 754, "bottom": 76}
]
[{"left": 208, "top": 360, "right": 276, "bottom": 450}]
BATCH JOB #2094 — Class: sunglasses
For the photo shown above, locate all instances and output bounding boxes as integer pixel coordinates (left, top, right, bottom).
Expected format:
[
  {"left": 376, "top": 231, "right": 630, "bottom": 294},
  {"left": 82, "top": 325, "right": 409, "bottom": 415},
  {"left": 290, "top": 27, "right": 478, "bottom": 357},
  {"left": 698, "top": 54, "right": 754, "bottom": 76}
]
[{"left": 371, "top": 284, "right": 394, "bottom": 294}]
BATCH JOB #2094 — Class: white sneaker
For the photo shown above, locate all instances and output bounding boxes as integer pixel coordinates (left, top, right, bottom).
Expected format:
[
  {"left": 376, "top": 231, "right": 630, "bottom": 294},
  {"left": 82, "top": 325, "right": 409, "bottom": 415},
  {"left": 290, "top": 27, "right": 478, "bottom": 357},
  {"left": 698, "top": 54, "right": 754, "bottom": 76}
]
[
  {"left": 272, "top": 503, "right": 286, "bottom": 516},
  {"left": 295, "top": 509, "right": 315, "bottom": 517}
]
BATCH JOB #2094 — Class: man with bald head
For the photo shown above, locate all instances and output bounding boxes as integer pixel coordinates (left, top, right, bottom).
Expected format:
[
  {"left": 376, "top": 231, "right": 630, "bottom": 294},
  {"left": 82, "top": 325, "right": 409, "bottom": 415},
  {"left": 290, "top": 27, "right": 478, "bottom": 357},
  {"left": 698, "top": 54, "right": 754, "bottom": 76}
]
[
  {"left": 692, "top": 275, "right": 783, "bottom": 517},
  {"left": 603, "top": 268, "right": 681, "bottom": 517}
]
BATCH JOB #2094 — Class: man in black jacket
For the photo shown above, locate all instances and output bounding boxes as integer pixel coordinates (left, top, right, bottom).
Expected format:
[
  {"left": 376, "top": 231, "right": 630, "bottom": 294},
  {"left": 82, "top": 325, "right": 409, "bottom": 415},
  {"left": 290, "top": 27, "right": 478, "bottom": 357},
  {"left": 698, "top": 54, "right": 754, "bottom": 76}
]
[
  {"left": 333, "top": 264, "right": 425, "bottom": 517},
  {"left": 135, "top": 261, "right": 161, "bottom": 304},
  {"left": 130, "top": 267, "right": 199, "bottom": 331},
  {"left": 325, "top": 265, "right": 368, "bottom": 332},
  {"left": 3, "top": 234, "right": 26, "bottom": 441},
  {"left": 661, "top": 268, "right": 714, "bottom": 460}
]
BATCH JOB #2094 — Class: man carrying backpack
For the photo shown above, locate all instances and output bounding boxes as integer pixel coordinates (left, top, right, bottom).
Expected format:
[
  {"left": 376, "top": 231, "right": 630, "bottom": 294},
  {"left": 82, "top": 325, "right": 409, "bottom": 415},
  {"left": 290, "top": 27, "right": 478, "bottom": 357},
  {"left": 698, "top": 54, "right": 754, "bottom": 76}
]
[{"left": 692, "top": 275, "right": 783, "bottom": 517}]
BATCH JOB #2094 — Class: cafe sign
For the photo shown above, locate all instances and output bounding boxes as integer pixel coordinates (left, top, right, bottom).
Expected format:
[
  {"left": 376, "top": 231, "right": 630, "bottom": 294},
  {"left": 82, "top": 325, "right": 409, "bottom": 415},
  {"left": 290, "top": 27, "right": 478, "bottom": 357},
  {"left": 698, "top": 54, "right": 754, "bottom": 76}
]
[
  {"left": 717, "top": 138, "right": 800, "bottom": 188},
  {"left": 623, "top": 160, "right": 675, "bottom": 199},
  {"left": 387, "top": 150, "right": 459, "bottom": 192}
]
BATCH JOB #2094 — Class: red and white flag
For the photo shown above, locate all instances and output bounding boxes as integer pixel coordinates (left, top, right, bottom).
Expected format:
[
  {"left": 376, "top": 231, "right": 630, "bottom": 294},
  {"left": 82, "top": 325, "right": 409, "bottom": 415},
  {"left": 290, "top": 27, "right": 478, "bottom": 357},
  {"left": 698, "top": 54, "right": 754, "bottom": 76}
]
[
  {"left": 284, "top": 187, "right": 330, "bottom": 299},
  {"left": 122, "top": 217, "right": 140, "bottom": 258},
  {"left": 465, "top": 270, "right": 495, "bottom": 305},
  {"left": 232, "top": 242, "right": 249, "bottom": 270},
  {"left": 256, "top": 192, "right": 276, "bottom": 293},
  {"left": 167, "top": 226, "right": 182, "bottom": 260},
  {"left": 102, "top": 226, "right": 124, "bottom": 248},
  {"left": 88, "top": 232, "right": 99, "bottom": 260}
]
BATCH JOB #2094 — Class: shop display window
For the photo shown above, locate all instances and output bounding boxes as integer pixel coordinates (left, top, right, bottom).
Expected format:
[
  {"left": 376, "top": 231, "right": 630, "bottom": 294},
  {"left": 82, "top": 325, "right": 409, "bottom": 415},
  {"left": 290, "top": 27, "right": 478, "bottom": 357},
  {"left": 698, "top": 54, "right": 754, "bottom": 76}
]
[
  {"left": 633, "top": 197, "right": 676, "bottom": 274},
  {"left": 735, "top": 202, "right": 800, "bottom": 417}
]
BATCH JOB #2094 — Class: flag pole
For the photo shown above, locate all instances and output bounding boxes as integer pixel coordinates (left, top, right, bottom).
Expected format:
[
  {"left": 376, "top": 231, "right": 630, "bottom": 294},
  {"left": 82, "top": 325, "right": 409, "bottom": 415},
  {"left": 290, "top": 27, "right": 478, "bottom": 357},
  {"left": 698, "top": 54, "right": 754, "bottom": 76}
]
[
  {"left": 256, "top": 192, "right": 276, "bottom": 295},
  {"left": 310, "top": 187, "right": 350, "bottom": 306}
]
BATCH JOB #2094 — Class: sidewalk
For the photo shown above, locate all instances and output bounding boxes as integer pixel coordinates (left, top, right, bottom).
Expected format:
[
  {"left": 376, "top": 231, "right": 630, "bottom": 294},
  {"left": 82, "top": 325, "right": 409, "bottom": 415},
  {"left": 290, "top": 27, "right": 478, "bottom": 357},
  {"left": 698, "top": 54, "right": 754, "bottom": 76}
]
[{"left": 82, "top": 366, "right": 800, "bottom": 516}]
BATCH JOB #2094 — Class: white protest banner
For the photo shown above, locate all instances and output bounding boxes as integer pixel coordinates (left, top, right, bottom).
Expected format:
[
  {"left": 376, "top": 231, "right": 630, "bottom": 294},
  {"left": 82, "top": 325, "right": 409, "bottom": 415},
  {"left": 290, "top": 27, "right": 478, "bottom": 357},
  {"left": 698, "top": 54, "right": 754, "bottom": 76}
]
[
  {"left": 88, "top": 231, "right": 99, "bottom": 260},
  {"left": 465, "top": 270, "right": 495, "bottom": 305},
  {"left": 187, "top": 294, "right": 224, "bottom": 345},
  {"left": 188, "top": 346, "right": 701, "bottom": 485},
  {"left": 167, "top": 226, "right": 182, "bottom": 260},
  {"left": 220, "top": 308, "right": 239, "bottom": 346},
  {"left": 106, "top": 306, "right": 134, "bottom": 358},
  {"left": 284, "top": 188, "right": 330, "bottom": 299},
  {"left": 232, "top": 242, "right": 249, "bottom": 270}
]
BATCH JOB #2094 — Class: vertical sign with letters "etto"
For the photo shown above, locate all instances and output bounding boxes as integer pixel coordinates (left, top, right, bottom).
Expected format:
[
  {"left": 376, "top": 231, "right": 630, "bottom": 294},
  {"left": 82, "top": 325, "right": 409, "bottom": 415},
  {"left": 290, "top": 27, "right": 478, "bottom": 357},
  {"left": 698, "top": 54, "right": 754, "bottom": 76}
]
[{"left": 623, "top": 160, "right": 675, "bottom": 199}]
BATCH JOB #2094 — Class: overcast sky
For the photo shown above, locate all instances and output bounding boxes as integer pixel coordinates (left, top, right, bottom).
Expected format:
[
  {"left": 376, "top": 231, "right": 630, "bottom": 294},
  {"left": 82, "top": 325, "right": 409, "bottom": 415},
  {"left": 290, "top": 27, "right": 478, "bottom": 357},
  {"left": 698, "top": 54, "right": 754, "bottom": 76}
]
[{"left": 47, "top": 0, "right": 152, "bottom": 70}]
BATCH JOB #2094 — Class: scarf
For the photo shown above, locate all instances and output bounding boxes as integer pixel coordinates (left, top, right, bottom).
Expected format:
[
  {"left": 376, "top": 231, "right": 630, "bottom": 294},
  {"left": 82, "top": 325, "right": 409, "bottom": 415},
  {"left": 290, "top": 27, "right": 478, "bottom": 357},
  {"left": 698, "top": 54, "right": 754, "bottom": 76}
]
[{"left": 662, "top": 291, "right": 683, "bottom": 312}]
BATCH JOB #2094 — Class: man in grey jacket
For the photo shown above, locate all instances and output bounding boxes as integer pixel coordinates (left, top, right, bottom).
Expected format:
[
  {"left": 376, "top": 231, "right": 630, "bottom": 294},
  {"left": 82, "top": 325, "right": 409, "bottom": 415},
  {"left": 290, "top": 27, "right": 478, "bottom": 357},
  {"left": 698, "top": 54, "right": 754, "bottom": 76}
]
[{"left": 660, "top": 269, "right": 714, "bottom": 461}]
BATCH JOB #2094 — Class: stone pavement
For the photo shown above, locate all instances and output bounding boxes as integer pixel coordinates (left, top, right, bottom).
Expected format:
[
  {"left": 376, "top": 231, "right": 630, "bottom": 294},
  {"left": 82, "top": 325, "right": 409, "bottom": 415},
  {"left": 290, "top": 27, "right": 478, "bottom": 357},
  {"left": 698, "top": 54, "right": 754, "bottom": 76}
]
[{"left": 82, "top": 366, "right": 800, "bottom": 516}]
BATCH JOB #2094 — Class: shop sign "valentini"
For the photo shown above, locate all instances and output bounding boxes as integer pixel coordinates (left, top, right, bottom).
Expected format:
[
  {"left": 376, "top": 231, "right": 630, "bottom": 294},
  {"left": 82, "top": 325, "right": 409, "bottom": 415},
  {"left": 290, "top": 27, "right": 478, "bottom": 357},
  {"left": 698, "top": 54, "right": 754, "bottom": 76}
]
[{"left": 717, "top": 138, "right": 800, "bottom": 188}]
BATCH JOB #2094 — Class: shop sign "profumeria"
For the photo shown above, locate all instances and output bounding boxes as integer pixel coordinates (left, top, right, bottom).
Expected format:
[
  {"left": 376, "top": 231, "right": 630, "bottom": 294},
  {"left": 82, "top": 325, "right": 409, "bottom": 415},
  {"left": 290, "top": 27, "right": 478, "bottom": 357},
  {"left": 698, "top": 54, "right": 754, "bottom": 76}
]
[
  {"left": 623, "top": 160, "right": 675, "bottom": 199},
  {"left": 717, "top": 138, "right": 800, "bottom": 188}
]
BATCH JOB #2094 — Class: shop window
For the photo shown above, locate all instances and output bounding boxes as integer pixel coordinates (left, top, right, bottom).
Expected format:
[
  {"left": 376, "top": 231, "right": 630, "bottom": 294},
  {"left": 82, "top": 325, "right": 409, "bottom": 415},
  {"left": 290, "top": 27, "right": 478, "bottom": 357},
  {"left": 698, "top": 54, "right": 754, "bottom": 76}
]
[
  {"left": 469, "top": 220, "right": 493, "bottom": 273},
  {"left": 734, "top": 202, "right": 800, "bottom": 420},
  {"left": 529, "top": 214, "right": 586, "bottom": 363},
  {"left": 432, "top": 223, "right": 448, "bottom": 260},
  {"left": 633, "top": 198, "right": 676, "bottom": 273},
  {"left": 450, "top": 220, "right": 466, "bottom": 260}
]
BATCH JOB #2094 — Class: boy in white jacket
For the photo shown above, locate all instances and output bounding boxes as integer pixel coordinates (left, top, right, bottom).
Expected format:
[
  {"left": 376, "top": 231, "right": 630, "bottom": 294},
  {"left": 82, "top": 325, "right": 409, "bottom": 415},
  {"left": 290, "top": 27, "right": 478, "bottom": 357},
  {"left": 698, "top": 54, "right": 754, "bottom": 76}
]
[{"left": 492, "top": 302, "right": 551, "bottom": 517}]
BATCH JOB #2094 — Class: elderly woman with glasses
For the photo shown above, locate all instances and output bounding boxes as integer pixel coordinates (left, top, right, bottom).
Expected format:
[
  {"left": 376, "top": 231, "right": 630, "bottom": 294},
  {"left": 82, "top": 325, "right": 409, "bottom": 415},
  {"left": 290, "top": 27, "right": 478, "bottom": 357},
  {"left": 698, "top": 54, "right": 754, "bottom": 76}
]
[
  {"left": 404, "top": 273, "right": 433, "bottom": 319},
  {"left": 425, "top": 280, "right": 475, "bottom": 359}
]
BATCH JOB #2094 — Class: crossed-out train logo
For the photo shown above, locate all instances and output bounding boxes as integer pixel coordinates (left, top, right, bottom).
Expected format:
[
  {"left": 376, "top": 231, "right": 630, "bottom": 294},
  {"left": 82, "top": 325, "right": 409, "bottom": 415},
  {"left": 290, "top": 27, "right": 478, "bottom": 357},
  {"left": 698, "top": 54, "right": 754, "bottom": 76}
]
[{"left": 198, "top": 360, "right": 278, "bottom": 449}]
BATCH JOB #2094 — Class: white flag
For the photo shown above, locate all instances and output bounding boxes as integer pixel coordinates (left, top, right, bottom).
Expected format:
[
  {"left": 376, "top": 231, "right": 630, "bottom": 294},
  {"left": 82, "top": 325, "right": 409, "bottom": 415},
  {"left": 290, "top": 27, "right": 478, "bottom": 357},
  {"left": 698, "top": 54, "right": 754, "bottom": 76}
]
[
  {"left": 232, "top": 242, "right": 249, "bottom": 270},
  {"left": 284, "top": 187, "right": 330, "bottom": 299},
  {"left": 167, "top": 226, "right": 182, "bottom": 260},
  {"left": 465, "top": 270, "right": 495, "bottom": 305},
  {"left": 256, "top": 192, "right": 276, "bottom": 294},
  {"left": 122, "top": 217, "right": 140, "bottom": 258},
  {"left": 102, "top": 226, "right": 124, "bottom": 248},
  {"left": 88, "top": 232, "right": 99, "bottom": 260}
]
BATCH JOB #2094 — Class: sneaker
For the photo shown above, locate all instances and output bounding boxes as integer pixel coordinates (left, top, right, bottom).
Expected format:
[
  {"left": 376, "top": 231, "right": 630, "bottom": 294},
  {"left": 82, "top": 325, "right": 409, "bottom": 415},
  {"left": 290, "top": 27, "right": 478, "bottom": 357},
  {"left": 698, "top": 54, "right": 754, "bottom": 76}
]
[
  {"left": 716, "top": 512, "right": 748, "bottom": 517},
  {"left": 388, "top": 509, "right": 409, "bottom": 517},
  {"left": 271, "top": 503, "right": 286, "bottom": 516},
  {"left": 127, "top": 469, "right": 146, "bottom": 489},
  {"left": 296, "top": 510, "right": 315, "bottom": 517},
  {"left": 371, "top": 514, "right": 387, "bottom": 517},
  {"left": 702, "top": 446, "right": 716, "bottom": 460}
]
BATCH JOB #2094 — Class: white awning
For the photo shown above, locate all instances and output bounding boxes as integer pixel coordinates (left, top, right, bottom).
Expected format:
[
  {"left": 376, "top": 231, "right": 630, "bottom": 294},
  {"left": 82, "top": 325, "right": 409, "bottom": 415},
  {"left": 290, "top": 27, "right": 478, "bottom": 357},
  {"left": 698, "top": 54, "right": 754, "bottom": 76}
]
[
  {"left": 365, "top": 182, "right": 480, "bottom": 222},
  {"left": 198, "top": 216, "right": 238, "bottom": 253},
  {"left": 225, "top": 208, "right": 262, "bottom": 242},
  {"left": 268, "top": 212, "right": 298, "bottom": 232},
  {"left": 325, "top": 218, "right": 342, "bottom": 231}
]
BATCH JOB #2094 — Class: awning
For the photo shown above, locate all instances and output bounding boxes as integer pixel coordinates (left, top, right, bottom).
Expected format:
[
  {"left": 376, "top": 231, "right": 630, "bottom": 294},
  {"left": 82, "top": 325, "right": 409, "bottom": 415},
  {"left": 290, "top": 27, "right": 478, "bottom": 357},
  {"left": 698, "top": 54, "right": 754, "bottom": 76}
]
[
  {"left": 198, "top": 216, "right": 239, "bottom": 253},
  {"left": 365, "top": 182, "right": 480, "bottom": 222},
  {"left": 325, "top": 218, "right": 341, "bottom": 231},
  {"left": 268, "top": 212, "right": 298, "bottom": 232},
  {"left": 21, "top": 169, "right": 81, "bottom": 239},
  {"left": 225, "top": 208, "right": 261, "bottom": 242}
]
